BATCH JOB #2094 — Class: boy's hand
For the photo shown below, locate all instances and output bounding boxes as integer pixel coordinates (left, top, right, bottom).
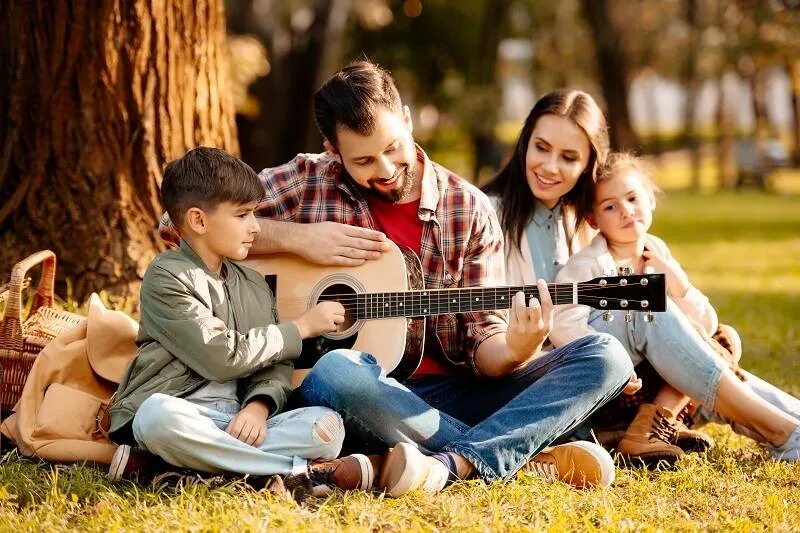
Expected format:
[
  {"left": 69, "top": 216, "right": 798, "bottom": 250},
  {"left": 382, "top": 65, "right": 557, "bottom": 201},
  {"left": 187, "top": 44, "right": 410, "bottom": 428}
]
[
  {"left": 292, "top": 301, "right": 346, "bottom": 339},
  {"left": 505, "top": 280, "right": 554, "bottom": 364},
  {"left": 642, "top": 248, "right": 690, "bottom": 297},
  {"left": 226, "top": 400, "right": 269, "bottom": 447}
]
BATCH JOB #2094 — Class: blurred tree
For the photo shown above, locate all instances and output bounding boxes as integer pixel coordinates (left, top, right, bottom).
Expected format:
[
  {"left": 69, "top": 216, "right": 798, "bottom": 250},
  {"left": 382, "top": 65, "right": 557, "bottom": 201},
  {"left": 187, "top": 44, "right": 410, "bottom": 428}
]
[
  {"left": 0, "top": 0, "right": 237, "bottom": 299},
  {"left": 580, "top": 0, "right": 639, "bottom": 151},
  {"left": 226, "top": 0, "right": 352, "bottom": 171}
]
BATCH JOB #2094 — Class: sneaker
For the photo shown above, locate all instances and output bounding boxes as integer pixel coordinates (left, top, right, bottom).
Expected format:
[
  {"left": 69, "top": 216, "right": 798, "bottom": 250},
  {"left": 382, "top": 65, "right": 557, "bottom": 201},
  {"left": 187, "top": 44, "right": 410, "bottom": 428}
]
[
  {"left": 378, "top": 443, "right": 451, "bottom": 497},
  {"left": 524, "top": 441, "right": 616, "bottom": 488},
  {"left": 108, "top": 444, "right": 169, "bottom": 481},
  {"left": 615, "top": 404, "right": 684, "bottom": 467},
  {"left": 769, "top": 425, "right": 800, "bottom": 462},
  {"left": 306, "top": 453, "right": 382, "bottom": 491}
]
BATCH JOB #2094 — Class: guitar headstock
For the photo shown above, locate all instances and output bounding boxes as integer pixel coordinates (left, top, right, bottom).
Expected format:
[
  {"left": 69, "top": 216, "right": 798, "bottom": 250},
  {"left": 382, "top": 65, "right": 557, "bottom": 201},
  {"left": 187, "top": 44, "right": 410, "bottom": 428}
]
[{"left": 578, "top": 274, "right": 666, "bottom": 312}]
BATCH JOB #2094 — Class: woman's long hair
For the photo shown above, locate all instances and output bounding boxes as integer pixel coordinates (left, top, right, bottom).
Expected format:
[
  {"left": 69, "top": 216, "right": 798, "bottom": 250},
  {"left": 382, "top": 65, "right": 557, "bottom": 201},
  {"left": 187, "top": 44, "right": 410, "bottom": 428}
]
[{"left": 482, "top": 89, "right": 610, "bottom": 248}]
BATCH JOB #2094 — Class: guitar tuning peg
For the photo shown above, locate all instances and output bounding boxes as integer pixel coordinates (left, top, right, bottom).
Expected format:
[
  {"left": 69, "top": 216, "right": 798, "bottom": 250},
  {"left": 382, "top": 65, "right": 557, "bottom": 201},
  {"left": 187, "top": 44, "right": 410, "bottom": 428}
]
[
  {"left": 644, "top": 311, "right": 655, "bottom": 323},
  {"left": 620, "top": 266, "right": 634, "bottom": 276},
  {"left": 624, "top": 310, "right": 633, "bottom": 323},
  {"left": 602, "top": 311, "right": 614, "bottom": 322}
]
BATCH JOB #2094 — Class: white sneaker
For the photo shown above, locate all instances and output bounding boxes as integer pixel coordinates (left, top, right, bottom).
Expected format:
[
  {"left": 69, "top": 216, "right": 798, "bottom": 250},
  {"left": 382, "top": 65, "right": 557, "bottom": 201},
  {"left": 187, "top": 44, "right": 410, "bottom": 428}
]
[
  {"left": 769, "top": 426, "right": 800, "bottom": 462},
  {"left": 524, "top": 441, "right": 615, "bottom": 488},
  {"left": 378, "top": 443, "right": 450, "bottom": 497}
]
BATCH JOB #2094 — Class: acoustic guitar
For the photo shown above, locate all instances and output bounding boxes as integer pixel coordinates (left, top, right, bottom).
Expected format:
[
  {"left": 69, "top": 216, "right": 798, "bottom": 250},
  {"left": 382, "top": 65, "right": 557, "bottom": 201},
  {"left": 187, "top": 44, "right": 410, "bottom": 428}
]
[{"left": 242, "top": 241, "right": 666, "bottom": 387}]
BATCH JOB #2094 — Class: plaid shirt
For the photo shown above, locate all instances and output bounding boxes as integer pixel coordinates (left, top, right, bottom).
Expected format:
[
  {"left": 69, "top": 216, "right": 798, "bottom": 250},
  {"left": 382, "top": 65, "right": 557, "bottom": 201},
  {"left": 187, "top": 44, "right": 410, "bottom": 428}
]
[{"left": 256, "top": 147, "right": 508, "bottom": 375}]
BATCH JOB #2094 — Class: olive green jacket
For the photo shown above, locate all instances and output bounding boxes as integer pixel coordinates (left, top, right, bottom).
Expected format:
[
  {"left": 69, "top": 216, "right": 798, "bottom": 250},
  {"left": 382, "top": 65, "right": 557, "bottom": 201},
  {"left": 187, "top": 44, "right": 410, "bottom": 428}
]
[{"left": 109, "top": 242, "right": 302, "bottom": 442}]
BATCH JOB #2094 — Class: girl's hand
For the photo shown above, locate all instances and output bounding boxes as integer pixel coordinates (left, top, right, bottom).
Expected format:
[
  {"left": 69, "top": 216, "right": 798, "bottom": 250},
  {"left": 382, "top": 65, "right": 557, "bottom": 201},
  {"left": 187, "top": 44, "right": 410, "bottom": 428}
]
[
  {"left": 623, "top": 372, "right": 643, "bottom": 395},
  {"left": 226, "top": 400, "right": 269, "bottom": 447},
  {"left": 642, "top": 248, "right": 690, "bottom": 297}
]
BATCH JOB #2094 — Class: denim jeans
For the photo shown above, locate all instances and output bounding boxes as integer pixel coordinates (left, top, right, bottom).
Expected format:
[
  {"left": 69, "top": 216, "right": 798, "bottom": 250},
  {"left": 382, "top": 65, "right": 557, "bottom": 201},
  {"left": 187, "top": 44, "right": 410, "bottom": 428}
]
[
  {"left": 132, "top": 393, "right": 344, "bottom": 476},
  {"left": 298, "top": 333, "right": 632, "bottom": 481},
  {"left": 589, "top": 299, "right": 727, "bottom": 409}
]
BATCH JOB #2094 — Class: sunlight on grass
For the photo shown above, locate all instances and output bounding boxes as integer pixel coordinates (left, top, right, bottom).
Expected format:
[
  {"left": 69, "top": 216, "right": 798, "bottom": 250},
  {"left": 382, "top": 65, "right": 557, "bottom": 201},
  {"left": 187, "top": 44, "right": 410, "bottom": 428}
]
[{"left": 1, "top": 191, "right": 799, "bottom": 531}]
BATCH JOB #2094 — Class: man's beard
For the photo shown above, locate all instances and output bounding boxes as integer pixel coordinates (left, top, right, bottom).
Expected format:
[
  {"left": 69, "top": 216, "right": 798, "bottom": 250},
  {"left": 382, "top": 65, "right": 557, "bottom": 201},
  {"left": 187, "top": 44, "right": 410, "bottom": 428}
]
[{"left": 365, "top": 163, "right": 417, "bottom": 203}]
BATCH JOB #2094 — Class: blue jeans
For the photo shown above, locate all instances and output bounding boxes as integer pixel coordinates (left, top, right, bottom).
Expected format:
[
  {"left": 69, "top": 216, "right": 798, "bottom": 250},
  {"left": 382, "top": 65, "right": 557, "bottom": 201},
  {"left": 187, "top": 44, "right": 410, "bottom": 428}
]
[
  {"left": 298, "top": 333, "right": 632, "bottom": 481},
  {"left": 589, "top": 300, "right": 727, "bottom": 409},
  {"left": 132, "top": 394, "right": 344, "bottom": 476}
]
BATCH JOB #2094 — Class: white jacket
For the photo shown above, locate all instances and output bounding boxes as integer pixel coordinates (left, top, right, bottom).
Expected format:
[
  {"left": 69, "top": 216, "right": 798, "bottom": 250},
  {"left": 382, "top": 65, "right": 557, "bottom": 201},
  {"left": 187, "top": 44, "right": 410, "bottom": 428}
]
[{"left": 550, "top": 233, "right": 718, "bottom": 347}]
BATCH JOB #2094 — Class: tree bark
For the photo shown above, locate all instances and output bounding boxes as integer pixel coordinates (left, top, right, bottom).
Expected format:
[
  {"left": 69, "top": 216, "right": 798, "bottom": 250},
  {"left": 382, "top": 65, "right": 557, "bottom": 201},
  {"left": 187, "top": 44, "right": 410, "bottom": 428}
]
[
  {"left": 580, "top": 0, "right": 639, "bottom": 151},
  {"left": 0, "top": 0, "right": 238, "bottom": 300}
]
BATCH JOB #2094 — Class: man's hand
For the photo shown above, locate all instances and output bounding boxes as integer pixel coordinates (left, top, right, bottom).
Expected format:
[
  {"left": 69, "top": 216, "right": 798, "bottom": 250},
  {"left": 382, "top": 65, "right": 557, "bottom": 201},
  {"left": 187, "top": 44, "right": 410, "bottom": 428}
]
[
  {"left": 226, "top": 400, "right": 269, "bottom": 447},
  {"left": 293, "top": 301, "right": 346, "bottom": 339},
  {"left": 265, "top": 220, "right": 390, "bottom": 266},
  {"left": 505, "top": 280, "right": 554, "bottom": 365}
]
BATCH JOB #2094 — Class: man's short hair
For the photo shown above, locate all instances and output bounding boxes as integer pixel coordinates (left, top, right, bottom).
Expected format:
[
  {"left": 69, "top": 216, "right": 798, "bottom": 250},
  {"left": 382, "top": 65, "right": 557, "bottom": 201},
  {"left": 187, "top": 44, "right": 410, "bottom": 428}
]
[
  {"left": 312, "top": 60, "right": 402, "bottom": 147},
  {"left": 161, "top": 147, "right": 263, "bottom": 230}
]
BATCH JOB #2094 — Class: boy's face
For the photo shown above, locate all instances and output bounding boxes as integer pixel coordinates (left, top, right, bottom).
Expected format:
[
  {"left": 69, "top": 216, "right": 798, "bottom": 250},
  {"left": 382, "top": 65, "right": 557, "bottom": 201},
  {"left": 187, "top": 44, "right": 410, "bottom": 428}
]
[
  {"left": 198, "top": 201, "right": 261, "bottom": 261},
  {"left": 330, "top": 106, "right": 419, "bottom": 204},
  {"left": 590, "top": 171, "right": 654, "bottom": 245}
]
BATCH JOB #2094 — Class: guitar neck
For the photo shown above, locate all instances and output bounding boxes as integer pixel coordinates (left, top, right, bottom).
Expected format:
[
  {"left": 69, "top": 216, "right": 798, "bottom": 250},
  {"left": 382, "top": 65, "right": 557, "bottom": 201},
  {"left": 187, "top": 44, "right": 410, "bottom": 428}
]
[{"left": 341, "top": 284, "right": 574, "bottom": 320}]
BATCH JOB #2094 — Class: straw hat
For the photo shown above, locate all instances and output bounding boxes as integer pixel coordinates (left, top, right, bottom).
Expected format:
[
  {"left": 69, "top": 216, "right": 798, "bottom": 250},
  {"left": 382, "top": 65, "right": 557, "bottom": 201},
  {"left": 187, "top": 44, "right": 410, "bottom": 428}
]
[{"left": 85, "top": 293, "right": 138, "bottom": 383}]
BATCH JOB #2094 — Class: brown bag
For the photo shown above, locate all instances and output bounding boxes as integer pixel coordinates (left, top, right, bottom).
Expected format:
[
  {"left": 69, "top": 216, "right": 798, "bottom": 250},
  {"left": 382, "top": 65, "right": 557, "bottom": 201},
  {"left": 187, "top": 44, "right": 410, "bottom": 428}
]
[
  {"left": 0, "top": 251, "right": 84, "bottom": 414},
  {"left": 0, "top": 294, "right": 137, "bottom": 464}
]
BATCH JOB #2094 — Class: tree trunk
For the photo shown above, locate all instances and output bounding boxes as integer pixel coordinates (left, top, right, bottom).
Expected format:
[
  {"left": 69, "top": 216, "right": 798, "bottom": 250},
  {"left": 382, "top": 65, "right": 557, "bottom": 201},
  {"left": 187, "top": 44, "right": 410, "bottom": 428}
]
[
  {"left": 580, "top": 0, "right": 638, "bottom": 151},
  {"left": 682, "top": 0, "right": 702, "bottom": 191},
  {"left": 789, "top": 58, "right": 800, "bottom": 166},
  {"left": 0, "top": 0, "right": 238, "bottom": 301},
  {"left": 470, "top": 0, "right": 510, "bottom": 182},
  {"left": 228, "top": 0, "right": 350, "bottom": 171}
]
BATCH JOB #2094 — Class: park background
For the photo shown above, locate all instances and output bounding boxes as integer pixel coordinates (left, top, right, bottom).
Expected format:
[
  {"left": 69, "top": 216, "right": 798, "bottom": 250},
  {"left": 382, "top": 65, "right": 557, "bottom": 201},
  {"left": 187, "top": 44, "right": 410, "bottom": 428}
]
[{"left": 1, "top": 1, "right": 799, "bottom": 531}]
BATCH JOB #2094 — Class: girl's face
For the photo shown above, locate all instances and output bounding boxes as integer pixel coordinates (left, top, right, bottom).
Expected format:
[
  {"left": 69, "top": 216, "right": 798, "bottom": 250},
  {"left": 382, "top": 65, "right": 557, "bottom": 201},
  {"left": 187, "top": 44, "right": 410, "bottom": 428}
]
[
  {"left": 590, "top": 171, "right": 654, "bottom": 245},
  {"left": 525, "top": 114, "right": 591, "bottom": 208}
]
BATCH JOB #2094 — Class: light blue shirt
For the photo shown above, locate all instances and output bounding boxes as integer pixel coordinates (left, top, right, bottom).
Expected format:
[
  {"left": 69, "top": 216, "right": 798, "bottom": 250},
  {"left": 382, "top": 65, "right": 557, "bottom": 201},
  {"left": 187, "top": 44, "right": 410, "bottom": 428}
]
[{"left": 525, "top": 200, "right": 569, "bottom": 284}]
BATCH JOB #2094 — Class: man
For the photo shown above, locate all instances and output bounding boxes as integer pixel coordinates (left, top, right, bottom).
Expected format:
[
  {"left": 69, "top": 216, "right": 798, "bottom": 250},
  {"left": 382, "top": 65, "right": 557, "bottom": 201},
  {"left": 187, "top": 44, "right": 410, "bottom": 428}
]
[{"left": 163, "top": 60, "right": 633, "bottom": 496}]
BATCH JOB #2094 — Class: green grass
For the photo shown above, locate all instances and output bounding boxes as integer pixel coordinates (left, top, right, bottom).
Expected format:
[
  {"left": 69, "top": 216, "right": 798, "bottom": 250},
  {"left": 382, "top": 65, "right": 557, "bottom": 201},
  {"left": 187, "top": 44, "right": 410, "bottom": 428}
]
[{"left": 2, "top": 190, "right": 800, "bottom": 531}]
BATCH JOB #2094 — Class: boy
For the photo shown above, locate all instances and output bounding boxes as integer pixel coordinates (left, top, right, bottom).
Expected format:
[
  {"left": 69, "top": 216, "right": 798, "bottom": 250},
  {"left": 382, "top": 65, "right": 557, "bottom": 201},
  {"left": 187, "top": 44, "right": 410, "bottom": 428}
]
[{"left": 107, "top": 147, "right": 380, "bottom": 491}]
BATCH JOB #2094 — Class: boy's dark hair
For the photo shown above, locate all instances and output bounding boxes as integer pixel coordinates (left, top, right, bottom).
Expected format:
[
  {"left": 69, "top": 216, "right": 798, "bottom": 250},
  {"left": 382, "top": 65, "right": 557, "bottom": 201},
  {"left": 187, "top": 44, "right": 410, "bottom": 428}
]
[
  {"left": 312, "top": 60, "right": 402, "bottom": 147},
  {"left": 161, "top": 147, "right": 264, "bottom": 230}
]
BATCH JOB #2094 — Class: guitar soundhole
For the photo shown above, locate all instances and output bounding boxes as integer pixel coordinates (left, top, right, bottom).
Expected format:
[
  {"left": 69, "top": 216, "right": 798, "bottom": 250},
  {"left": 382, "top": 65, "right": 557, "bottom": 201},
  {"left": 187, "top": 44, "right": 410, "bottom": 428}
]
[
  {"left": 294, "top": 283, "right": 360, "bottom": 372},
  {"left": 318, "top": 283, "right": 358, "bottom": 333}
]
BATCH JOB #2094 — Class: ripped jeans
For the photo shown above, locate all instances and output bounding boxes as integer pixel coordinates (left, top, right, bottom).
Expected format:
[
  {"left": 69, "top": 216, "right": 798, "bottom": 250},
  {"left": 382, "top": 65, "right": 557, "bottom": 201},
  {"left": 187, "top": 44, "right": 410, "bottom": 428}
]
[{"left": 132, "top": 393, "right": 344, "bottom": 476}]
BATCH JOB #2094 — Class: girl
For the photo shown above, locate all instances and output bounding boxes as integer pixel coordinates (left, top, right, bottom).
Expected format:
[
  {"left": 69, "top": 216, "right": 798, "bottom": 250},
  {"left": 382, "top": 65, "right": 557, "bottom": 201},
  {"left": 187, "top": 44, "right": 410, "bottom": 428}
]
[{"left": 550, "top": 152, "right": 800, "bottom": 464}]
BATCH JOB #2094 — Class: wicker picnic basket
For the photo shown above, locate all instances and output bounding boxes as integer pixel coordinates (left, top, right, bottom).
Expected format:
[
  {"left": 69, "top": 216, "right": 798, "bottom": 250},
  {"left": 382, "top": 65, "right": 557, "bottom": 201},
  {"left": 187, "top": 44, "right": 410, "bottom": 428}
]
[{"left": 0, "top": 250, "right": 84, "bottom": 415}]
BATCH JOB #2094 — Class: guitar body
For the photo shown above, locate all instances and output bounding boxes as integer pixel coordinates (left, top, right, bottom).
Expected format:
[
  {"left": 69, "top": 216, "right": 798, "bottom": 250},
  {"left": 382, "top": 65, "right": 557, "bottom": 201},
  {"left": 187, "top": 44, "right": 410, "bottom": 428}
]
[{"left": 241, "top": 242, "right": 425, "bottom": 388}]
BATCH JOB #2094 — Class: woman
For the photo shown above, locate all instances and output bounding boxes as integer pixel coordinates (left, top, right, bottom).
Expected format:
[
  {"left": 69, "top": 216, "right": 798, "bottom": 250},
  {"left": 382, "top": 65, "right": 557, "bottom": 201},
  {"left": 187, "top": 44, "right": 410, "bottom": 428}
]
[{"left": 483, "top": 89, "right": 800, "bottom": 465}]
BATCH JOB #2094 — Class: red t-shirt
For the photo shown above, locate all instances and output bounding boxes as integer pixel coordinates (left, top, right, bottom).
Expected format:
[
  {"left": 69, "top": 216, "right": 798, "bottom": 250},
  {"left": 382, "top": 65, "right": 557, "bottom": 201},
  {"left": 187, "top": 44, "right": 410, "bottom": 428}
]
[{"left": 366, "top": 196, "right": 453, "bottom": 378}]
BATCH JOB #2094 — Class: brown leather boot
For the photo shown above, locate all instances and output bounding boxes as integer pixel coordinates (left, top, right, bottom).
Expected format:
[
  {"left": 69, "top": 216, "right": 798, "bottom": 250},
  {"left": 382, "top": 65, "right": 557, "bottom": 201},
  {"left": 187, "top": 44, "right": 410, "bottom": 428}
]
[
  {"left": 671, "top": 418, "right": 715, "bottom": 453},
  {"left": 616, "top": 404, "right": 684, "bottom": 467}
]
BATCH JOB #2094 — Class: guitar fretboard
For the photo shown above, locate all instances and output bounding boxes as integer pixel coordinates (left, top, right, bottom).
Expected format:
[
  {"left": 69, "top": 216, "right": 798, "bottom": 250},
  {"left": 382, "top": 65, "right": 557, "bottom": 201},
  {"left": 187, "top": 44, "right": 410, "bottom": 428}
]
[{"left": 329, "top": 284, "right": 577, "bottom": 320}]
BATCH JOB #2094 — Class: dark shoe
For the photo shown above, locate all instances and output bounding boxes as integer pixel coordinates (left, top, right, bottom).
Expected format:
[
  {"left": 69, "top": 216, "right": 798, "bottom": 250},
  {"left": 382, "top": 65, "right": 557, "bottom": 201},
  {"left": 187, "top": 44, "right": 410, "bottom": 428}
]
[
  {"left": 672, "top": 419, "right": 715, "bottom": 453},
  {"left": 108, "top": 444, "right": 171, "bottom": 481},
  {"left": 616, "top": 404, "right": 683, "bottom": 468},
  {"left": 307, "top": 453, "right": 382, "bottom": 491}
]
